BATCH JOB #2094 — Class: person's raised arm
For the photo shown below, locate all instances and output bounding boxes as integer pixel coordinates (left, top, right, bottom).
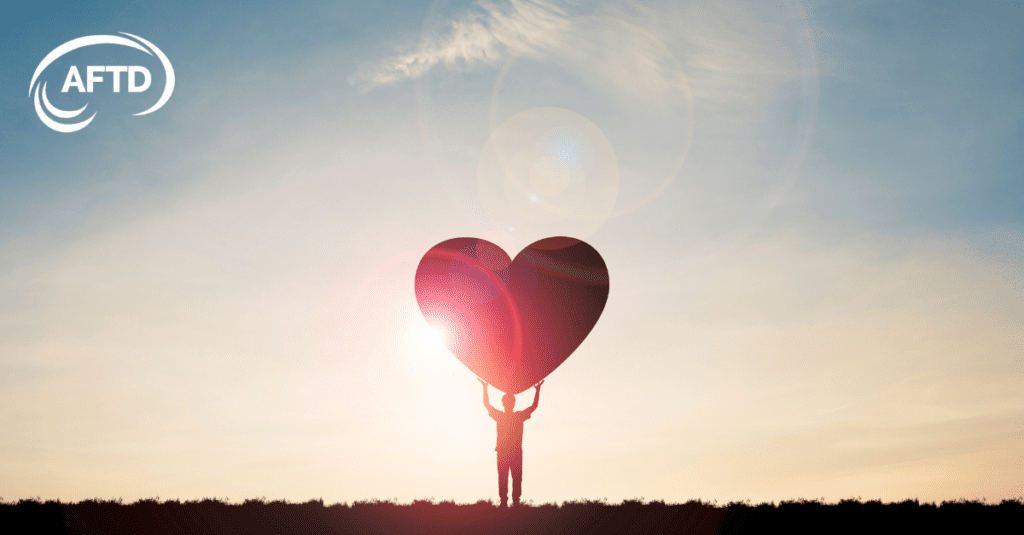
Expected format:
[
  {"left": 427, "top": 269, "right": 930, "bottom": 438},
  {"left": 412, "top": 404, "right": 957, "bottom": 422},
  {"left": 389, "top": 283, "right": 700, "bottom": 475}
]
[
  {"left": 479, "top": 378, "right": 499, "bottom": 418},
  {"left": 525, "top": 380, "right": 543, "bottom": 414}
]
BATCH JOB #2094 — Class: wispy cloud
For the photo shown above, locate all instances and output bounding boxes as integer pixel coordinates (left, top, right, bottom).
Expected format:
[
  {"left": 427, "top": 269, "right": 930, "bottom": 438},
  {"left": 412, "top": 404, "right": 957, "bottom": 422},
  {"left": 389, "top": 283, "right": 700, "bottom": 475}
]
[
  {"left": 352, "top": 0, "right": 810, "bottom": 111},
  {"left": 351, "top": 0, "right": 569, "bottom": 90}
]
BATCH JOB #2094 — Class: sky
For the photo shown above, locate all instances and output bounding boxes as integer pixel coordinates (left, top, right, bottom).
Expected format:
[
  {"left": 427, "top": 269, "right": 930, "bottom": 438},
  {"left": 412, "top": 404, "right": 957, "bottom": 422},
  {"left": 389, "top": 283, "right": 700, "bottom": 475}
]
[{"left": 1, "top": 0, "right": 1022, "bottom": 506}]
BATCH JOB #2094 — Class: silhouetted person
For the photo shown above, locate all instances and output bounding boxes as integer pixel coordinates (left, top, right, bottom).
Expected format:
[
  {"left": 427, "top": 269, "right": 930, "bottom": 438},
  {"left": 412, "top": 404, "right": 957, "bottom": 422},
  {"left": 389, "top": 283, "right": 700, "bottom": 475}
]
[{"left": 479, "top": 378, "right": 543, "bottom": 507}]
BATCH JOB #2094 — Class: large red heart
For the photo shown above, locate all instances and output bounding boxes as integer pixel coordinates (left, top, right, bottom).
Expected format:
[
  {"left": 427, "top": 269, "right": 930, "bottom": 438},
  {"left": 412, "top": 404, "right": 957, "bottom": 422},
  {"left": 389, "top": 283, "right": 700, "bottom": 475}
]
[{"left": 415, "top": 236, "right": 609, "bottom": 394}]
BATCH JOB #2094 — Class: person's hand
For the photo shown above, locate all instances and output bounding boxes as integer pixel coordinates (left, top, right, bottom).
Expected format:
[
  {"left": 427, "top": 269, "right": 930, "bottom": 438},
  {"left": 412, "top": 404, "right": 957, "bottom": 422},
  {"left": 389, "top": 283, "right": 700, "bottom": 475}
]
[{"left": 534, "top": 380, "right": 544, "bottom": 390}]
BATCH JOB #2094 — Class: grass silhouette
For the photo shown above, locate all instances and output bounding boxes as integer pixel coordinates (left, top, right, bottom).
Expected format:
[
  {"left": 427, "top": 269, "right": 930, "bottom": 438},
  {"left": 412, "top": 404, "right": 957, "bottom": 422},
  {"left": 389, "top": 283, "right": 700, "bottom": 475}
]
[{"left": 2, "top": 496, "right": 1021, "bottom": 534}]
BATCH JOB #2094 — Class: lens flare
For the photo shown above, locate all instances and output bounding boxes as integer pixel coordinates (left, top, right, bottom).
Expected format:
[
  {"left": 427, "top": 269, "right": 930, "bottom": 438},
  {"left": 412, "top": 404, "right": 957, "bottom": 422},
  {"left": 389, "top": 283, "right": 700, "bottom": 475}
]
[{"left": 477, "top": 107, "right": 619, "bottom": 243}]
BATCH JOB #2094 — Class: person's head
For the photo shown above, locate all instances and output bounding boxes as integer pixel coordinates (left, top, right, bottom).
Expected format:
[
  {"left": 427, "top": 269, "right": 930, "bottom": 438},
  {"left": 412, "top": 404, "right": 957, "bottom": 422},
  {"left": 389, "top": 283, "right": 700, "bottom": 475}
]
[{"left": 502, "top": 393, "right": 515, "bottom": 411}]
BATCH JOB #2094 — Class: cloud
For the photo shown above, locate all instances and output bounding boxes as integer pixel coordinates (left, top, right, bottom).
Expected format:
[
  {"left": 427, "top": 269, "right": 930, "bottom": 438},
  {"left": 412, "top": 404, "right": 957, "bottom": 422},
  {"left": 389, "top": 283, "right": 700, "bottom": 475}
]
[
  {"left": 352, "top": 0, "right": 811, "bottom": 112},
  {"left": 350, "top": 0, "right": 569, "bottom": 90}
]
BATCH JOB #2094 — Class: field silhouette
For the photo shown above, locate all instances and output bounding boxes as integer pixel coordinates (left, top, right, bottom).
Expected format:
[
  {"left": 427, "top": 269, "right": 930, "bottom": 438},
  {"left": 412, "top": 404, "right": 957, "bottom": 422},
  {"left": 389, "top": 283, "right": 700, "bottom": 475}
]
[{"left": 3, "top": 496, "right": 1020, "bottom": 534}]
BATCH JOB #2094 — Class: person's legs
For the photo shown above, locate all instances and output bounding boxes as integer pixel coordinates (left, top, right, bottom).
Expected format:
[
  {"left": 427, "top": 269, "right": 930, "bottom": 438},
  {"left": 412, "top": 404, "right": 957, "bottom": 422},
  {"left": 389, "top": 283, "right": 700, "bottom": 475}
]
[
  {"left": 497, "top": 451, "right": 510, "bottom": 506},
  {"left": 510, "top": 449, "right": 523, "bottom": 505}
]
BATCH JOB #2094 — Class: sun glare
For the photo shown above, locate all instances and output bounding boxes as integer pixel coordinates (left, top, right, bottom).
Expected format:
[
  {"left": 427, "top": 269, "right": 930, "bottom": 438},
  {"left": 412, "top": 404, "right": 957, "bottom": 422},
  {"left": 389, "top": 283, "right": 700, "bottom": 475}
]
[{"left": 415, "top": 320, "right": 449, "bottom": 352}]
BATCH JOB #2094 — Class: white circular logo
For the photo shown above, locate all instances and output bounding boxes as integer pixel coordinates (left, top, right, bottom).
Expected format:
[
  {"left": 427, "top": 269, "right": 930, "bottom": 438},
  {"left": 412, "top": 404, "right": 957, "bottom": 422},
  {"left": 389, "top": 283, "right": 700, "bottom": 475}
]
[{"left": 29, "top": 33, "right": 174, "bottom": 133}]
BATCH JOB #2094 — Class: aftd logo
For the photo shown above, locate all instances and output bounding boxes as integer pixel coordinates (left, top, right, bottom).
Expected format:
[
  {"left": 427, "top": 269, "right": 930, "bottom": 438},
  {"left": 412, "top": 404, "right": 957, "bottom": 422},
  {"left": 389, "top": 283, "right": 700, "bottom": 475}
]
[{"left": 29, "top": 33, "right": 174, "bottom": 133}]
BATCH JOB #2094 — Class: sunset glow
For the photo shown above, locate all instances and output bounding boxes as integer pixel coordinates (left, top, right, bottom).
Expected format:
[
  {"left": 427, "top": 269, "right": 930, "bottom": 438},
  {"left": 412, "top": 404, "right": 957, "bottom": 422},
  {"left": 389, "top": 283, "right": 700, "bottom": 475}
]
[{"left": 1, "top": 0, "right": 1022, "bottom": 507}]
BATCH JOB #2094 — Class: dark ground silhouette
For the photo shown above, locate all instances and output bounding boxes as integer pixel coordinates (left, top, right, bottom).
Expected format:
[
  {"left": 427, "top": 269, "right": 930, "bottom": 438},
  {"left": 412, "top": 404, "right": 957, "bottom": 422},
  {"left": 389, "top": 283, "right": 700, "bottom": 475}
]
[{"left": 3, "top": 496, "right": 1020, "bottom": 535}]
